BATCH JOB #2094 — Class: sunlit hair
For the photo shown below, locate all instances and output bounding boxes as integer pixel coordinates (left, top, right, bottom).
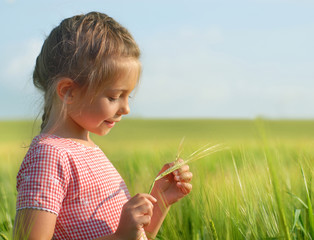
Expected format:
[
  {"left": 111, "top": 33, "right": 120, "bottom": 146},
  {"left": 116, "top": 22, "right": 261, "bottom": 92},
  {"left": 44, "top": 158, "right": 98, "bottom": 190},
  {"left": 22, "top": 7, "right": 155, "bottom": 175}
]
[{"left": 33, "top": 11, "right": 141, "bottom": 131}]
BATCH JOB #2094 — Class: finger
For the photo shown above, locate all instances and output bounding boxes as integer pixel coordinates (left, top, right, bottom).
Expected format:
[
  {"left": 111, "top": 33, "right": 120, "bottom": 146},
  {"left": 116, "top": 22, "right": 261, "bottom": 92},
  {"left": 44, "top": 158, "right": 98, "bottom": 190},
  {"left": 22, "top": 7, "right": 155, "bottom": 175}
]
[
  {"left": 132, "top": 193, "right": 157, "bottom": 206},
  {"left": 142, "top": 193, "right": 158, "bottom": 204},
  {"left": 139, "top": 214, "right": 152, "bottom": 227},
  {"left": 135, "top": 201, "right": 154, "bottom": 217},
  {"left": 173, "top": 164, "right": 190, "bottom": 176},
  {"left": 177, "top": 182, "right": 193, "bottom": 194},
  {"left": 158, "top": 162, "right": 175, "bottom": 174},
  {"left": 175, "top": 158, "right": 184, "bottom": 163},
  {"left": 135, "top": 195, "right": 155, "bottom": 214},
  {"left": 174, "top": 171, "right": 193, "bottom": 183}
]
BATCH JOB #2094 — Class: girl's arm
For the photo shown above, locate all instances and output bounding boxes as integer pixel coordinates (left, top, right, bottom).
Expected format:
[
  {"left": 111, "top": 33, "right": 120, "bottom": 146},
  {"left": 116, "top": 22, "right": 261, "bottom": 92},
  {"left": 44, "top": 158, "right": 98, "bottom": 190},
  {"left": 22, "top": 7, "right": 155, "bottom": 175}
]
[
  {"left": 14, "top": 209, "right": 57, "bottom": 239},
  {"left": 14, "top": 209, "right": 118, "bottom": 240},
  {"left": 144, "top": 160, "right": 193, "bottom": 239}
]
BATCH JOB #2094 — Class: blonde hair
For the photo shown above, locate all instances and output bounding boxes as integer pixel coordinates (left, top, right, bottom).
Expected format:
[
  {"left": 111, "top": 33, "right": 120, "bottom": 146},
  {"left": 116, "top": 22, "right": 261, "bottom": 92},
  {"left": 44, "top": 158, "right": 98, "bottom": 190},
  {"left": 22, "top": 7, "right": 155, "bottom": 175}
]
[{"left": 33, "top": 12, "right": 141, "bottom": 131}]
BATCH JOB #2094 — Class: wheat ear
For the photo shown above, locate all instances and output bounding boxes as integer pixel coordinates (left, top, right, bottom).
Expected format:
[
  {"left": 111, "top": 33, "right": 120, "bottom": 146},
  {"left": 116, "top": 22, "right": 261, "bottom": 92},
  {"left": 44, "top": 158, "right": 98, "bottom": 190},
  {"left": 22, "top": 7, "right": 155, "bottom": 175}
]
[{"left": 148, "top": 140, "right": 225, "bottom": 194}]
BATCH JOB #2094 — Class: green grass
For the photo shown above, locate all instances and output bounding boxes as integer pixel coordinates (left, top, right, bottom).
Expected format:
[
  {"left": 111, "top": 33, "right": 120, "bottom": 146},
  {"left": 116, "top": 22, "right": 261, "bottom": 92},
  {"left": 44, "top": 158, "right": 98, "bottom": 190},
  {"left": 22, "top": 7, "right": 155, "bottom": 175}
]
[{"left": 0, "top": 119, "right": 313, "bottom": 239}]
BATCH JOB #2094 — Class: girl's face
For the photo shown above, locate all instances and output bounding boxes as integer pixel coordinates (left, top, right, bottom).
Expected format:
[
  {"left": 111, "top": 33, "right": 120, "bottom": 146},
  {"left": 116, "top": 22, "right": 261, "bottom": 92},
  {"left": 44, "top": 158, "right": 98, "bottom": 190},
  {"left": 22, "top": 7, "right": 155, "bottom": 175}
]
[{"left": 68, "top": 71, "right": 138, "bottom": 137}]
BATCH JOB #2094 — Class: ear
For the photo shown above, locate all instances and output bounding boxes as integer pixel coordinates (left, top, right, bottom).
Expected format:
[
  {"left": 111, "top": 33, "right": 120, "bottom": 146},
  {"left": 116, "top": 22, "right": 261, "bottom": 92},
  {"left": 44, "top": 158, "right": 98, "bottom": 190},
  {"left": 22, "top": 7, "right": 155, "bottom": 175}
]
[{"left": 56, "top": 78, "right": 79, "bottom": 104}]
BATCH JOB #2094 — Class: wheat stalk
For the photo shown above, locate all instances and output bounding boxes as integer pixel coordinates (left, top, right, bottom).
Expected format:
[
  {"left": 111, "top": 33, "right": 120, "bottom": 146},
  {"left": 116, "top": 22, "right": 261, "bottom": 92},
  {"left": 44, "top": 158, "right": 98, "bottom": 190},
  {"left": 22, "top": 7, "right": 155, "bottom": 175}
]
[{"left": 148, "top": 139, "right": 225, "bottom": 194}]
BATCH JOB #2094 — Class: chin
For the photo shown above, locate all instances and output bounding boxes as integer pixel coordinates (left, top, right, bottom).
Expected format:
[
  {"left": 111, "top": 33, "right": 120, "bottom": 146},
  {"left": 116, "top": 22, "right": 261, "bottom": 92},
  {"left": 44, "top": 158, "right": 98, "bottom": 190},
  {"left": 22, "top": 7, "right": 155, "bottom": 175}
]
[{"left": 95, "top": 129, "right": 111, "bottom": 136}]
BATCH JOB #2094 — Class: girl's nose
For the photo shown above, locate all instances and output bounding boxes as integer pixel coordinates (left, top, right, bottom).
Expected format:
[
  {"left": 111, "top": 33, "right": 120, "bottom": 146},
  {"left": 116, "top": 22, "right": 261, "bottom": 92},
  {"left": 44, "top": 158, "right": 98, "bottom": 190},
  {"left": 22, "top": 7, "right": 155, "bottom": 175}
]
[{"left": 119, "top": 99, "right": 130, "bottom": 115}]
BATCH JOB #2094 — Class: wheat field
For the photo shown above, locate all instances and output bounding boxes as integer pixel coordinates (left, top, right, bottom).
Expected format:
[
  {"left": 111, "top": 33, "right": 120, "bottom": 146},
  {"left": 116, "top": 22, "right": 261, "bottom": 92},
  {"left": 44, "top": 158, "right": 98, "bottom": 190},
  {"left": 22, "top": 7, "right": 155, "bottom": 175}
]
[{"left": 0, "top": 119, "right": 313, "bottom": 239}]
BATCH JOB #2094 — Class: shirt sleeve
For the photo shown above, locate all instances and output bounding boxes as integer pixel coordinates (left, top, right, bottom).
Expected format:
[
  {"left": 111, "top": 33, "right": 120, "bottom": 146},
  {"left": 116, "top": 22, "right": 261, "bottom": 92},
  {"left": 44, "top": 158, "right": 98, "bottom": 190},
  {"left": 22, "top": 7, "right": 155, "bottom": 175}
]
[{"left": 16, "top": 143, "right": 70, "bottom": 215}]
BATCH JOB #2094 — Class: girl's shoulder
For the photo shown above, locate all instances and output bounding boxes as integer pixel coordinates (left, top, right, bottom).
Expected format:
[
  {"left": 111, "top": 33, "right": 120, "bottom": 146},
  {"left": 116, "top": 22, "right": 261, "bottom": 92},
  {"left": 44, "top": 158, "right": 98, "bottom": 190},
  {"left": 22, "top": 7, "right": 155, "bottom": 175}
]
[
  {"left": 29, "top": 134, "right": 74, "bottom": 154},
  {"left": 31, "top": 134, "right": 97, "bottom": 151},
  {"left": 17, "top": 135, "right": 75, "bottom": 186},
  {"left": 27, "top": 134, "right": 103, "bottom": 160},
  {"left": 21, "top": 134, "right": 104, "bottom": 174},
  {"left": 31, "top": 134, "right": 66, "bottom": 146},
  {"left": 24, "top": 134, "right": 74, "bottom": 165}
]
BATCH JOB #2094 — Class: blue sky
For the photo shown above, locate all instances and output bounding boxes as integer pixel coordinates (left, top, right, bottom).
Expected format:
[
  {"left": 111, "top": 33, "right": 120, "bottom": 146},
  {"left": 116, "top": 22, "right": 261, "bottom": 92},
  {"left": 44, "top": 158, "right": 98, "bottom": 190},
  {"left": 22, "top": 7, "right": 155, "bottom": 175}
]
[{"left": 0, "top": 0, "right": 313, "bottom": 119}]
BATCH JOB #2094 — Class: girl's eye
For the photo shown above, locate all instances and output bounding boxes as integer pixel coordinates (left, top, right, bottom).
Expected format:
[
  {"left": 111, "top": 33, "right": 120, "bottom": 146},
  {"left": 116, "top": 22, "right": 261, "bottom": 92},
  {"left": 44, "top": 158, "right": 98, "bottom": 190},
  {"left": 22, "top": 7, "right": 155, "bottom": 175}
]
[{"left": 108, "top": 97, "right": 119, "bottom": 102}]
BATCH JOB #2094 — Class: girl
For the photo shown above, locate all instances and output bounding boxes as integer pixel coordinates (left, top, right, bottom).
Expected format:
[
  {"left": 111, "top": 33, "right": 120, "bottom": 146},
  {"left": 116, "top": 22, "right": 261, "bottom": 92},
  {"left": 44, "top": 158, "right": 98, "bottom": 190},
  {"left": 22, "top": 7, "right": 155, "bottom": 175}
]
[{"left": 13, "top": 12, "right": 193, "bottom": 240}]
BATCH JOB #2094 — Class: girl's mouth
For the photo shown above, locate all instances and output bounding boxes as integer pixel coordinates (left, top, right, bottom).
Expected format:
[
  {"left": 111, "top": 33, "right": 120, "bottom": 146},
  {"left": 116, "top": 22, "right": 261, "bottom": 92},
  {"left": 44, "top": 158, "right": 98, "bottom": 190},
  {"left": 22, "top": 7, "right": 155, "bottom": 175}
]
[{"left": 104, "top": 121, "right": 115, "bottom": 128}]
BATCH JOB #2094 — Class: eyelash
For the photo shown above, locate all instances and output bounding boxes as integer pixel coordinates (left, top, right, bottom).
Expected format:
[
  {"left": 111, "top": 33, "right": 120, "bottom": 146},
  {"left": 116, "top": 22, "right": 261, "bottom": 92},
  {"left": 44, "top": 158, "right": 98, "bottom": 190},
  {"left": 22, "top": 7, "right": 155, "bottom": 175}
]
[
  {"left": 108, "top": 97, "right": 119, "bottom": 102},
  {"left": 108, "top": 95, "right": 132, "bottom": 102}
]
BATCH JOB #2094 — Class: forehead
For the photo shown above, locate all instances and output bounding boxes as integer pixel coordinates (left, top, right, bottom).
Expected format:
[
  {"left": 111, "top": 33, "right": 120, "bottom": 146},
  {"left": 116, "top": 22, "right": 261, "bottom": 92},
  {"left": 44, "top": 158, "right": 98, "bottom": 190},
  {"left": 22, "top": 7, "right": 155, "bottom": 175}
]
[
  {"left": 108, "top": 69, "right": 139, "bottom": 90},
  {"left": 82, "top": 57, "right": 141, "bottom": 103},
  {"left": 101, "top": 58, "right": 140, "bottom": 90}
]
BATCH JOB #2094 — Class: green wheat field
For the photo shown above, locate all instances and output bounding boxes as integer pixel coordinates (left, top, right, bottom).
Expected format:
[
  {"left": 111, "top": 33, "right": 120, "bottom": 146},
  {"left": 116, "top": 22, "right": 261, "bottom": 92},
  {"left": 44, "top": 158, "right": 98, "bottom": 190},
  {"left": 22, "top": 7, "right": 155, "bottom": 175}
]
[{"left": 0, "top": 119, "right": 313, "bottom": 239}]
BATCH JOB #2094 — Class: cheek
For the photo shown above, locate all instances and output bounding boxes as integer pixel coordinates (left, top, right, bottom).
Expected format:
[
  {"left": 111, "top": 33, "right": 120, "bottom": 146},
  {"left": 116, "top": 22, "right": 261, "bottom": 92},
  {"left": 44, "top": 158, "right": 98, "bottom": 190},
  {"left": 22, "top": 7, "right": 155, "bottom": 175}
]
[{"left": 88, "top": 101, "right": 114, "bottom": 118}]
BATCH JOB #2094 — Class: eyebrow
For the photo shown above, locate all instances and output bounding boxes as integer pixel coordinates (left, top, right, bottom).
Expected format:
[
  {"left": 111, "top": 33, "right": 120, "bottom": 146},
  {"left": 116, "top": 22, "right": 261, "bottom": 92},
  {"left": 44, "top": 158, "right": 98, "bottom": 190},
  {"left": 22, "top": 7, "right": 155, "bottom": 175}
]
[
  {"left": 106, "top": 88, "right": 134, "bottom": 94},
  {"left": 107, "top": 89, "right": 126, "bottom": 92}
]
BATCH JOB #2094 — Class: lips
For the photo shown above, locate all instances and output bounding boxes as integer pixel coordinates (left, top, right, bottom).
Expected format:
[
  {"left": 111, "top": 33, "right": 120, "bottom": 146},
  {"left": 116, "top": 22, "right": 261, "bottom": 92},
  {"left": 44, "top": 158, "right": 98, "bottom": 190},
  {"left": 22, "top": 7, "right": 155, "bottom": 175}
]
[{"left": 104, "top": 120, "right": 116, "bottom": 128}]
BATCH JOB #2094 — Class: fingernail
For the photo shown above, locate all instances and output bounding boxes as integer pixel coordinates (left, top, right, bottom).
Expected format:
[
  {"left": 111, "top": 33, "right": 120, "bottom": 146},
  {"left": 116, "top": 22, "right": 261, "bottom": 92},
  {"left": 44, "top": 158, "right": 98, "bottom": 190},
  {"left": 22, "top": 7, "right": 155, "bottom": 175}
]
[{"left": 175, "top": 176, "right": 180, "bottom": 181}]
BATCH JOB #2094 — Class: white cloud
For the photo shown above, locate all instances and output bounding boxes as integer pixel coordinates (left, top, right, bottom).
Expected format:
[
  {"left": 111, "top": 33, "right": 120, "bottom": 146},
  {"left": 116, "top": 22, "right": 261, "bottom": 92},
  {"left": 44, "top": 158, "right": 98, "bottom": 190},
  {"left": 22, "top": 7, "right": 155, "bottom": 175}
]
[
  {"left": 5, "top": 38, "right": 42, "bottom": 84},
  {"left": 0, "top": 38, "right": 43, "bottom": 119},
  {"left": 5, "top": 0, "right": 16, "bottom": 4}
]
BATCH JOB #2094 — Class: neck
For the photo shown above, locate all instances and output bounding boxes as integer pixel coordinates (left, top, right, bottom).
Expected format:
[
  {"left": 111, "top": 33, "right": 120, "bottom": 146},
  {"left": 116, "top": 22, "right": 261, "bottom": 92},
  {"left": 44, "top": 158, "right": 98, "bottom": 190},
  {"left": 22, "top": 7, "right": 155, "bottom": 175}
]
[{"left": 41, "top": 105, "right": 91, "bottom": 144}]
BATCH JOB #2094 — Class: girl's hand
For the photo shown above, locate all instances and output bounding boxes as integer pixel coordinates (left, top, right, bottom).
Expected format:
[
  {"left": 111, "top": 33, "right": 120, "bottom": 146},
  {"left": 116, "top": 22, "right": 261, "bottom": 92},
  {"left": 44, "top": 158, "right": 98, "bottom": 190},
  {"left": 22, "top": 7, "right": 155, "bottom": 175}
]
[
  {"left": 114, "top": 193, "right": 157, "bottom": 240},
  {"left": 152, "top": 159, "right": 193, "bottom": 207}
]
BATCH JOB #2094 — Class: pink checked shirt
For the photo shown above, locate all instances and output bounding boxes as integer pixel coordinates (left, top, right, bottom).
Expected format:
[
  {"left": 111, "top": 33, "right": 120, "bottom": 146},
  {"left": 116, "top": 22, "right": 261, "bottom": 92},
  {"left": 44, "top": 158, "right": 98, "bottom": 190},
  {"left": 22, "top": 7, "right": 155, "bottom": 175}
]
[{"left": 16, "top": 135, "right": 147, "bottom": 239}]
